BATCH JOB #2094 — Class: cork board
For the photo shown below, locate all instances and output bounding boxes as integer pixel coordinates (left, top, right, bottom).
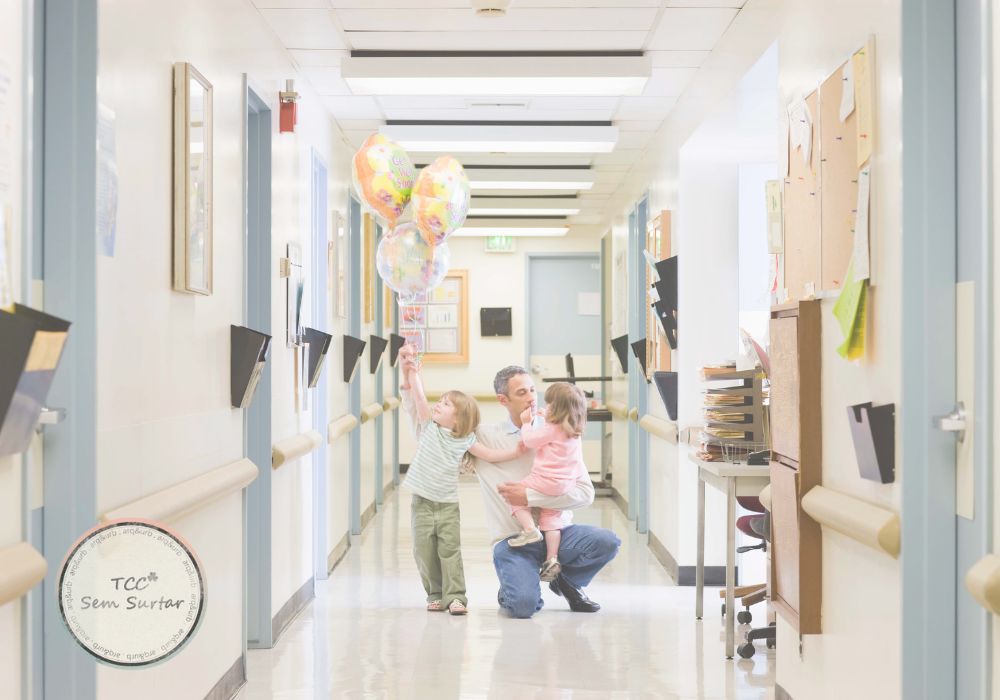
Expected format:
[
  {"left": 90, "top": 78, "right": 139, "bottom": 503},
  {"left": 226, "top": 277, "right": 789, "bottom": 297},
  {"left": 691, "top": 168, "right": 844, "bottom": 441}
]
[
  {"left": 819, "top": 63, "right": 859, "bottom": 291},
  {"left": 769, "top": 314, "right": 801, "bottom": 462},
  {"left": 782, "top": 90, "right": 821, "bottom": 301}
]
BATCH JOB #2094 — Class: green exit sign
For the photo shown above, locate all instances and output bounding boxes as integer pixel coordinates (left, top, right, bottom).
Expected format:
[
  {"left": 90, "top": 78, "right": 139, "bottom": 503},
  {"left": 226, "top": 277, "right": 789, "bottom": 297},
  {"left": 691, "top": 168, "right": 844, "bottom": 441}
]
[{"left": 485, "top": 235, "right": 514, "bottom": 253}]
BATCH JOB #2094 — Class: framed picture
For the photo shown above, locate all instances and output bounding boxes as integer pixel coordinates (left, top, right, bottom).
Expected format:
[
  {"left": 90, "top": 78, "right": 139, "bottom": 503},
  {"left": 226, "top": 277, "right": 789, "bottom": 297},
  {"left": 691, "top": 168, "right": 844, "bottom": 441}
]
[
  {"left": 422, "top": 269, "right": 469, "bottom": 364},
  {"left": 400, "top": 304, "right": 427, "bottom": 327},
  {"left": 427, "top": 304, "right": 457, "bottom": 328},
  {"left": 286, "top": 243, "right": 304, "bottom": 347},
  {"left": 430, "top": 277, "right": 461, "bottom": 304},
  {"left": 363, "top": 214, "right": 375, "bottom": 323},
  {"left": 172, "top": 62, "right": 213, "bottom": 295},
  {"left": 330, "top": 210, "right": 347, "bottom": 318},
  {"left": 426, "top": 328, "right": 458, "bottom": 354},
  {"left": 401, "top": 328, "right": 425, "bottom": 354}
]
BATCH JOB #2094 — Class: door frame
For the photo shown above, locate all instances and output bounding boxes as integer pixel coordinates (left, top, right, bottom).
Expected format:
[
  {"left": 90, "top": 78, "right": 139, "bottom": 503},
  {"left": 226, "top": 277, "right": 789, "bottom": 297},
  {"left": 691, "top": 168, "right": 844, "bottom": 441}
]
[
  {"left": 348, "top": 196, "right": 362, "bottom": 534},
  {"left": 309, "top": 149, "right": 329, "bottom": 581},
  {"left": 374, "top": 223, "right": 384, "bottom": 507}
]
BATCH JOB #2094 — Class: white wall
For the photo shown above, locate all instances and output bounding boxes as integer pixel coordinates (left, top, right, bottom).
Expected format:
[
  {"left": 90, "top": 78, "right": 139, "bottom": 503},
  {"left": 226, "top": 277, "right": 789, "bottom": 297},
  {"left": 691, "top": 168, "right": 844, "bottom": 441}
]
[{"left": 96, "top": 0, "right": 351, "bottom": 695}]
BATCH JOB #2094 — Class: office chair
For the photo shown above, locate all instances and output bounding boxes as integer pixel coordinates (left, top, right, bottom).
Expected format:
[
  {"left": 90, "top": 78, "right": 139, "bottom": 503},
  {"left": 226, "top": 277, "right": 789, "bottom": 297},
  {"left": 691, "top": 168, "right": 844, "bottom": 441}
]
[
  {"left": 719, "top": 497, "right": 768, "bottom": 624},
  {"left": 735, "top": 499, "right": 776, "bottom": 659}
]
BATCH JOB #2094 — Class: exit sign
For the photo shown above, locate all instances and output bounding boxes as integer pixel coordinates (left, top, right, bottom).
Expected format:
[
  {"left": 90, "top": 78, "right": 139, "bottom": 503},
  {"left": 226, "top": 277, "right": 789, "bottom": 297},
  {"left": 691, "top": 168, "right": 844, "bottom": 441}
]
[{"left": 485, "top": 235, "right": 514, "bottom": 253}]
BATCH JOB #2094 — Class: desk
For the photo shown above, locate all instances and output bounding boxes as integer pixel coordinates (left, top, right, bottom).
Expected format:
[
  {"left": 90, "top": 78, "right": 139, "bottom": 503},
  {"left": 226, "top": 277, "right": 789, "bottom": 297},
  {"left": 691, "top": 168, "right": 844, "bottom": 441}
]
[{"left": 689, "top": 455, "right": 770, "bottom": 659}]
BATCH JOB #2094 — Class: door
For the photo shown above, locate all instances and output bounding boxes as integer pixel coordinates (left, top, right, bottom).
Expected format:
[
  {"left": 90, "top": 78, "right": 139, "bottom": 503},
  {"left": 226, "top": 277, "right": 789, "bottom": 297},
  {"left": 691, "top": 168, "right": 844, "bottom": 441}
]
[
  {"left": 348, "top": 197, "right": 362, "bottom": 534},
  {"left": 526, "top": 253, "right": 602, "bottom": 479},
  {"left": 374, "top": 223, "right": 384, "bottom": 506},
  {"left": 310, "top": 150, "right": 329, "bottom": 580}
]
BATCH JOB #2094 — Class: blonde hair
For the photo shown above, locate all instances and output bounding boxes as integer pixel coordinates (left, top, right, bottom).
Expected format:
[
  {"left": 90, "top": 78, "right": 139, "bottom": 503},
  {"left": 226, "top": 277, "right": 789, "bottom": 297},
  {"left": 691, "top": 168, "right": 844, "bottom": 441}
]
[
  {"left": 544, "top": 382, "right": 587, "bottom": 438},
  {"left": 442, "top": 390, "right": 480, "bottom": 438}
]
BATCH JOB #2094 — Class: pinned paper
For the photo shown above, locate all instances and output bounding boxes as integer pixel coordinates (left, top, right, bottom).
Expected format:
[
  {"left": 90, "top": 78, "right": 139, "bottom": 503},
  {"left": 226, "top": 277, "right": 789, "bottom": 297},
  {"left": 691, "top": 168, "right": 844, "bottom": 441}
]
[
  {"left": 853, "top": 40, "right": 875, "bottom": 167},
  {"left": 853, "top": 165, "right": 871, "bottom": 279},
  {"left": 839, "top": 60, "right": 855, "bottom": 122},
  {"left": 765, "top": 180, "right": 783, "bottom": 253},
  {"left": 833, "top": 259, "right": 869, "bottom": 360},
  {"left": 779, "top": 109, "right": 790, "bottom": 178},
  {"left": 789, "top": 98, "right": 813, "bottom": 166},
  {"left": 642, "top": 249, "right": 659, "bottom": 277}
]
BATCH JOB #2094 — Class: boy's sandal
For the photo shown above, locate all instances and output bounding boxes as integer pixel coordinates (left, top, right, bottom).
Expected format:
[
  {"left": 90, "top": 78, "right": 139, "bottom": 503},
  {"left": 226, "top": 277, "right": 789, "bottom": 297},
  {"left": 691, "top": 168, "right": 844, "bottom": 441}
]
[
  {"left": 426, "top": 600, "right": 444, "bottom": 612},
  {"left": 447, "top": 600, "right": 468, "bottom": 616}
]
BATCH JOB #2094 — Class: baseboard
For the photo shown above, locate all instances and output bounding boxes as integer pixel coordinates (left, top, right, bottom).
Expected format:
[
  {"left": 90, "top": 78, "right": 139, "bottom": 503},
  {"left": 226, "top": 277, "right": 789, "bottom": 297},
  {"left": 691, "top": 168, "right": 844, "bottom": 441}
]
[
  {"left": 360, "top": 501, "right": 377, "bottom": 531},
  {"left": 647, "top": 531, "right": 737, "bottom": 586},
  {"left": 610, "top": 487, "right": 629, "bottom": 518},
  {"left": 775, "top": 684, "right": 794, "bottom": 700},
  {"left": 271, "top": 577, "right": 315, "bottom": 643},
  {"left": 383, "top": 480, "right": 396, "bottom": 498},
  {"left": 327, "top": 532, "right": 351, "bottom": 574},
  {"left": 203, "top": 655, "right": 244, "bottom": 700}
]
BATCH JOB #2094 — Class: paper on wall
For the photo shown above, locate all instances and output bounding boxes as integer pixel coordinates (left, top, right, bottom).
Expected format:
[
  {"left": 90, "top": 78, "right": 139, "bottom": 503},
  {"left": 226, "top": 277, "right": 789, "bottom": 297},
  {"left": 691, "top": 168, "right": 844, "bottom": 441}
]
[
  {"left": 832, "top": 258, "right": 868, "bottom": 361},
  {"left": 839, "top": 60, "right": 855, "bottom": 122},
  {"left": 642, "top": 248, "right": 659, "bottom": 277},
  {"left": 578, "top": 292, "right": 600, "bottom": 316},
  {"left": 96, "top": 104, "right": 119, "bottom": 257},
  {"left": 765, "top": 179, "right": 783, "bottom": 253},
  {"left": 788, "top": 98, "right": 812, "bottom": 166},
  {"left": 853, "top": 165, "right": 871, "bottom": 279}
]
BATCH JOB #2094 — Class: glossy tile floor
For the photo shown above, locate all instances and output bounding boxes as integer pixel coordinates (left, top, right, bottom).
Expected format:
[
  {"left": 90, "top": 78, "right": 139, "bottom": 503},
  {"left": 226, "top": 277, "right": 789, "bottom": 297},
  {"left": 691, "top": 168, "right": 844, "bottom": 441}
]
[{"left": 239, "top": 480, "right": 775, "bottom": 699}]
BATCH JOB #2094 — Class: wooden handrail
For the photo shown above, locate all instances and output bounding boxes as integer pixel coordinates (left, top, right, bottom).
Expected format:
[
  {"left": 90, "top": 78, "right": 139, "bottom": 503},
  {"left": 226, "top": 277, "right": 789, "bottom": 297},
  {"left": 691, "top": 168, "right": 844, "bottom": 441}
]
[
  {"left": 638, "top": 415, "right": 677, "bottom": 444},
  {"left": 801, "top": 485, "right": 900, "bottom": 558},
  {"left": 427, "top": 391, "right": 500, "bottom": 402},
  {"left": 605, "top": 401, "right": 628, "bottom": 419},
  {"left": 383, "top": 396, "right": 401, "bottom": 411},
  {"left": 328, "top": 414, "right": 359, "bottom": 443},
  {"left": 272, "top": 430, "right": 323, "bottom": 469},
  {"left": 100, "top": 458, "right": 259, "bottom": 524},
  {"left": 759, "top": 484, "right": 772, "bottom": 511},
  {"left": 0, "top": 542, "right": 47, "bottom": 607},
  {"left": 966, "top": 554, "right": 1000, "bottom": 615},
  {"left": 360, "top": 402, "right": 384, "bottom": 423}
]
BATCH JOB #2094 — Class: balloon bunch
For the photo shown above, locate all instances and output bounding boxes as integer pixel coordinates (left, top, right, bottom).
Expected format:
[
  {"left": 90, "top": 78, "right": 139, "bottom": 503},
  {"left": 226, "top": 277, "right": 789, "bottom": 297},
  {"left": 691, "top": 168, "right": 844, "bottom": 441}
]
[{"left": 351, "top": 133, "right": 470, "bottom": 305}]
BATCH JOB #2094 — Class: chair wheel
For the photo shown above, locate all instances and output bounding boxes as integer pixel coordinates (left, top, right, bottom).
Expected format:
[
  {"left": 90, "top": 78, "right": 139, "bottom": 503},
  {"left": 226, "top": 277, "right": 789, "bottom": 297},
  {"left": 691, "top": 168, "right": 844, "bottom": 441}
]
[
  {"left": 766, "top": 638, "right": 776, "bottom": 649},
  {"left": 737, "top": 610, "right": 752, "bottom": 624},
  {"left": 737, "top": 642, "right": 755, "bottom": 659}
]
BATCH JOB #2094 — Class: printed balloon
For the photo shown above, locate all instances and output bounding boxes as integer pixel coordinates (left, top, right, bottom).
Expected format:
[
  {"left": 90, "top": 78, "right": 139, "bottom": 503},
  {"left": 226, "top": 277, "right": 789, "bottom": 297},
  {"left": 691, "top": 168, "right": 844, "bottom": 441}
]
[
  {"left": 351, "top": 134, "right": 415, "bottom": 227},
  {"left": 376, "top": 222, "right": 451, "bottom": 302},
  {"left": 411, "top": 156, "right": 471, "bottom": 246}
]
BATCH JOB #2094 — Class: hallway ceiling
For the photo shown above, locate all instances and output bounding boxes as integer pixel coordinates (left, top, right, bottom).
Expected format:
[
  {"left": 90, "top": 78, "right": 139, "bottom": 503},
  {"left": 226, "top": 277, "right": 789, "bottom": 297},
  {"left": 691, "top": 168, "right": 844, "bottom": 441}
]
[{"left": 252, "top": 0, "right": 746, "bottom": 237}]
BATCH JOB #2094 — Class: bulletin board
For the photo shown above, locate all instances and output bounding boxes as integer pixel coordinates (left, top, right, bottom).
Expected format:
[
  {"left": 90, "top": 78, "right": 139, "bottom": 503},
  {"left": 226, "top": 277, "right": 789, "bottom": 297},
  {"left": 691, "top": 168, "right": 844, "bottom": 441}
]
[
  {"left": 782, "top": 90, "right": 821, "bottom": 302},
  {"left": 399, "top": 269, "right": 469, "bottom": 364},
  {"left": 819, "top": 64, "right": 859, "bottom": 291},
  {"left": 645, "top": 210, "right": 671, "bottom": 375}
]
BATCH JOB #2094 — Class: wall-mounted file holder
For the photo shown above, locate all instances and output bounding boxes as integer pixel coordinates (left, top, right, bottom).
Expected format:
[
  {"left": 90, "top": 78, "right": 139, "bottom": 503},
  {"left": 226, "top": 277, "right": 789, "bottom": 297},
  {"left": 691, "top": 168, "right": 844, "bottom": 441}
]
[
  {"left": 848, "top": 402, "right": 895, "bottom": 484},
  {"left": 302, "top": 327, "right": 332, "bottom": 389},
  {"left": 653, "top": 299, "right": 677, "bottom": 349},
  {"left": 343, "top": 335, "right": 367, "bottom": 383},
  {"left": 389, "top": 333, "right": 406, "bottom": 367},
  {"left": 480, "top": 307, "right": 513, "bottom": 336},
  {"left": 652, "top": 371, "right": 678, "bottom": 421},
  {"left": 629, "top": 338, "right": 649, "bottom": 382},
  {"left": 369, "top": 335, "right": 389, "bottom": 373},
  {"left": 0, "top": 305, "right": 71, "bottom": 457},
  {"left": 610, "top": 334, "right": 630, "bottom": 374},
  {"left": 653, "top": 256, "right": 678, "bottom": 349},
  {"left": 231, "top": 325, "right": 271, "bottom": 409}
]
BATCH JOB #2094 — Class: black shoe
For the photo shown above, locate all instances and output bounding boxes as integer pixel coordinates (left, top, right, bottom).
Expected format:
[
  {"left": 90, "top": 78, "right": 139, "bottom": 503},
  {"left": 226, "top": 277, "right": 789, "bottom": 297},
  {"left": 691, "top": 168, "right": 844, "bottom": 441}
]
[{"left": 548, "top": 574, "right": 601, "bottom": 613}]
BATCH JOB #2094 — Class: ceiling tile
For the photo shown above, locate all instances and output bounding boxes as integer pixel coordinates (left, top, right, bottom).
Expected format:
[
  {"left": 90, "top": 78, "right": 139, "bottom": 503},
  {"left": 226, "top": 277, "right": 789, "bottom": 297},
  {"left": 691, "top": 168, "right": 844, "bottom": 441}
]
[
  {"left": 258, "top": 9, "right": 347, "bottom": 50},
  {"left": 252, "top": 0, "right": 329, "bottom": 8},
  {"left": 593, "top": 149, "right": 643, "bottom": 165},
  {"left": 331, "top": 0, "right": 662, "bottom": 6},
  {"left": 335, "top": 8, "right": 659, "bottom": 32},
  {"left": 615, "top": 96, "right": 678, "bottom": 120},
  {"left": 647, "top": 50, "right": 712, "bottom": 67},
  {"left": 641, "top": 68, "right": 698, "bottom": 97},
  {"left": 324, "top": 95, "right": 384, "bottom": 119},
  {"left": 301, "top": 67, "right": 352, "bottom": 95},
  {"left": 666, "top": 0, "right": 746, "bottom": 7},
  {"left": 288, "top": 49, "right": 349, "bottom": 68},
  {"left": 616, "top": 131, "right": 654, "bottom": 149},
  {"left": 616, "top": 120, "right": 662, "bottom": 132},
  {"left": 647, "top": 8, "right": 738, "bottom": 51},
  {"left": 345, "top": 30, "right": 647, "bottom": 52},
  {"left": 335, "top": 119, "right": 383, "bottom": 131}
]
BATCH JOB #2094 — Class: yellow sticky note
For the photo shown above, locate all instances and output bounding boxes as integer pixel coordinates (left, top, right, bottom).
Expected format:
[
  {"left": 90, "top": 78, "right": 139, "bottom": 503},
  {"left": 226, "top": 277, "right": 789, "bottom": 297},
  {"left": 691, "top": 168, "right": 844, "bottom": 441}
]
[{"left": 833, "top": 259, "right": 868, "bottom": 360}]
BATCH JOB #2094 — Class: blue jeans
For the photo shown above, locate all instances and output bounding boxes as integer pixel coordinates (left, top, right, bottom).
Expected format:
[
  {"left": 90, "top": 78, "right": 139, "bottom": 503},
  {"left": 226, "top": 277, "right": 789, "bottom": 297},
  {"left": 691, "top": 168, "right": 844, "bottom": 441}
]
[{"left": 493, "top": 524, "right": 621, "bottom": 619}]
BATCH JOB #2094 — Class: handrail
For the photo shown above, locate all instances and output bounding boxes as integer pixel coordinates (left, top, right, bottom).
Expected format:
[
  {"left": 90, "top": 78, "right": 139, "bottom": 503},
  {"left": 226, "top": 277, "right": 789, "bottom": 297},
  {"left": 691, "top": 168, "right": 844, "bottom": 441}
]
[
  {"left": 100, "top": 458, "right": 259, "bottom": 524},
  {"left": 0, "top": 542, "right": 47, "bottom": 607},
  {"left": 427, "top": 391, "right": 499, "bottom": 402},
  {"left": 966, "top": 554, "right": 1000, "bottom": 615},
  {"left": 383, "top": 396, "right": 401, "bottom": 411},
  {"left": 271, "top": 430, "right": 323, "bottom": 469},
  {"left": 628, "top": 407, "right": 639, "bottom": 422},
  {"left": 605, "top": 401, "right": 628, "bottom": 419},
  {"left": 638, "top": 414, "right": 677, "bottom": 444},
  {"left": 801, "top": 485, "right": 900, "bottom": 558},
  {"left": 328, "top": 414, "right": 359, "bottom": 443},
  {"left": 759, "top": 484, "right": 772, "bottom": 511},
  {"left": 360, "top": 402, "right": 384, "bottom": 423}
]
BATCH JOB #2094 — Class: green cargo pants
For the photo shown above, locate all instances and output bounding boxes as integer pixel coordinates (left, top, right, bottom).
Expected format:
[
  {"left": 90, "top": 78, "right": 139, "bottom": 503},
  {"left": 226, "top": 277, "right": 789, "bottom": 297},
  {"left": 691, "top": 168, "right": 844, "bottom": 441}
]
[{"left": 411, "top": 494, "right": 467, "bottom": 607}]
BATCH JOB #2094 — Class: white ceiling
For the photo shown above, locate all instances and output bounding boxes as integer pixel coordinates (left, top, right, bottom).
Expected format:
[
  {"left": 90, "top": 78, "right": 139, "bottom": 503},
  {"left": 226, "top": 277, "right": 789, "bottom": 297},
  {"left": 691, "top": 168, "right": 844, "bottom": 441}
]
[{"left": 252, "top": 0, "right": 745, "bottom": 235}]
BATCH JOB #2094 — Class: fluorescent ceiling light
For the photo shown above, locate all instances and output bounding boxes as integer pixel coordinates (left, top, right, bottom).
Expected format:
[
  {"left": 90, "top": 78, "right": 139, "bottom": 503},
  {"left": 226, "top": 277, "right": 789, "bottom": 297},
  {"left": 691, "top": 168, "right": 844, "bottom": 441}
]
[
  {"left": 453, "top": 227, "right": 569, "bottom": 237},
  {"left": 343, "top": 55, "right": 650, "bottom": 97},
  {"left": 465, "top": 168, "right": 596, "bottom": 192},
  {"left": 468, "top": 207, "right": 579, "bottom": 216},
  {"left": 381, "top": 124, "right": 618, "bottom": 154},
  {"left": 470, "top": 180, "right": 593, "bottom": 190}
]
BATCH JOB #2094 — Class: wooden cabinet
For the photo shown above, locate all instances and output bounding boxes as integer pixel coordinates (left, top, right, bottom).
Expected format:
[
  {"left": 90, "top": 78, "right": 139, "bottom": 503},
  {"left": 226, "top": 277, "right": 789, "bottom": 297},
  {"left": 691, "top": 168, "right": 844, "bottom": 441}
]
[{"left": 769, "top": 300, "right": 822, "bottom": 634}]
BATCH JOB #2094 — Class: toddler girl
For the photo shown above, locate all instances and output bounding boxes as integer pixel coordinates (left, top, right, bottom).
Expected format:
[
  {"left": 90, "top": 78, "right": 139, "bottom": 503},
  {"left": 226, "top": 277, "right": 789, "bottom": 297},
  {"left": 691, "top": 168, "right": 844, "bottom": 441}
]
[
  {"left": 401, "top": 345, "right": 523, "bottom": 615},
  {"left": 507, "top": 381, "right": 589, "bottom": 583}
]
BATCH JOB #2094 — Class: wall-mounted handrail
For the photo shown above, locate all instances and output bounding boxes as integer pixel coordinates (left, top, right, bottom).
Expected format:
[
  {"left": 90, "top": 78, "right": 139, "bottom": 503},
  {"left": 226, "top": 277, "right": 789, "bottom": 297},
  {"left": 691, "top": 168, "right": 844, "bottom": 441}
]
[
  {"left": 328, "top": 414, "right": 359, "bottom": 444},
  {"left": 628, "top": 407, "right": 639, "bottom": 422},
  {"left": 638, "top": 414, "right": 677, "bottom": 444},
  {"left": 966, "top": 554, "right": 1000, "bottom": 616},
  {"left": 0, "top": 541, "right": 47, "bottom": 607},
  {"left": 271, "top": 430, "right": 323, "bottom": 469},
  {"left": 605, "top": 401, "right": 628, "bottom": 419},
  {"left": 759, "top": 484, "right": 772, "bottom": 511},
  {"left": 360, "top": 402, "right": 385, "bottom": 423},
  {"left": 427, "top": 391, "right": 499, "bottom": 402},
  {"left": 100, "top": 458, "right": 259, "bottom": 524},
  {"left": 383, "top": 396, "right": 401, "bottom": 411},
  {"left": 801, "top": 485, "right": 900, "bottom": 558}
]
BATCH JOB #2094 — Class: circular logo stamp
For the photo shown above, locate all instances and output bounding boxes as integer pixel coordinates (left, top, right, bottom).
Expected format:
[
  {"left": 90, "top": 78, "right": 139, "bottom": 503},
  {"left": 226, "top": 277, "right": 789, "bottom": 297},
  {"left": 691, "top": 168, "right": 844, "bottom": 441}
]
[{"left": 57, "top": 519, "right": 206, "bottom": 667}]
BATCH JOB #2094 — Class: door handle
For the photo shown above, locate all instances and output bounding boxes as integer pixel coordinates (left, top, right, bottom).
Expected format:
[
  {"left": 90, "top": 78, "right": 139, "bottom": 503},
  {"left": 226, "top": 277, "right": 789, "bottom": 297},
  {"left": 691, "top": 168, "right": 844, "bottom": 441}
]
[
  {"left": 35, "top": 406, "right": 67, "bottom": 433},
  {"left": 934, "top": 401, "right": 967, "bottom": 443}
]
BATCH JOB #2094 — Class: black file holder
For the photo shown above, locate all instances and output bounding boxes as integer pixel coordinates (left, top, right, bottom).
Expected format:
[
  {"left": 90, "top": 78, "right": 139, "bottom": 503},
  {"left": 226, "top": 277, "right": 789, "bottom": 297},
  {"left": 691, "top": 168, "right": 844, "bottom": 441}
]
[
  {"left": 389, "top": 333, "right": 406, "bottom": 367},
  {"left": 0, "top": 305, "right": 71, "bottom": 457},
  {"left": 480, "top": 307, "right": 513, "bottom": 337},
  {"left": 652, "top": 371, "right": 679, "bottom": 421},
  {"left": 343, "top": 335, "right": 367, "bottom": 383},
  {"left": 230, "top": 325, "right": 271, "bottom": 409},
  {"left": 653, "top": 299, "right": 678, "bottom": 350},
  {"left": 630, "top": 338, "right": 649, "bottom": 382},
  {"left": 369, "top": 334, "right": 389, "bottom": 373},
  {"left": 654, "top": 255, "right": 678, "bottom": 349},
  {"left": 848, "top": 402, "right": 895, "bottom": 484},
  {"left": 610, "top": 334, "right": 630, "bottom": 374},
  {"left": 302, "top": 327, "right": 333, "bottom": 388}
]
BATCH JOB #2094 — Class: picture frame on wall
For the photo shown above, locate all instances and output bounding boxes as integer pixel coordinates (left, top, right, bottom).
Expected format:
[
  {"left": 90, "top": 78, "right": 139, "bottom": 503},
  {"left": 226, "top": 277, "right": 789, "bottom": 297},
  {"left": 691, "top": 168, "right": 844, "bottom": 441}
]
[
  {"left": 172, "top": 62, "right": 213, "bottom": 295},
  {"left": 400, "top": 304, "right": 427, "bottom": 327},
  {"left": 422, "top": 269, "right": 469, "bottom": 364},
  {"left": 286, "top": 243, "right": 304, "bottom": 347},
  {"left": 401, "top": 328, "right": 425, "bottom": 354},
  {"left": 330, "top": 210, "right": 348, "bottom": 319}
]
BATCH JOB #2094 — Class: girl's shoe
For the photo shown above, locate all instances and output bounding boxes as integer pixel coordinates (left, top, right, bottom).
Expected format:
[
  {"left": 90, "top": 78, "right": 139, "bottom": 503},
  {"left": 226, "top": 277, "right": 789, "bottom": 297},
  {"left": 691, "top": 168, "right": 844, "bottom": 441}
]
[
  {"left": 508, "top": 528, "right": 543, "bottom": 547},
  {"left": 539, "top": 558, "right": 561, "bottom": 582},
  {"left": 426, "top": 600, "right": 444, "bottom": 612},
  {"left": 448, "top": 600, "right": 468, "bottom": 615}
]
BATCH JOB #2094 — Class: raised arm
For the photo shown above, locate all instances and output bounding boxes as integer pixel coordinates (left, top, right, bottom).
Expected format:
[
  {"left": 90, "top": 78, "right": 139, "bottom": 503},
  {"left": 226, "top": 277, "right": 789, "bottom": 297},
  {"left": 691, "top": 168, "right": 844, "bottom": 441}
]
[
  {"left": 468, "top": 440, "right": 524, "bottom": 464},
  {"left": 407, "top": 359, "right": 432, "bottom": 424}
]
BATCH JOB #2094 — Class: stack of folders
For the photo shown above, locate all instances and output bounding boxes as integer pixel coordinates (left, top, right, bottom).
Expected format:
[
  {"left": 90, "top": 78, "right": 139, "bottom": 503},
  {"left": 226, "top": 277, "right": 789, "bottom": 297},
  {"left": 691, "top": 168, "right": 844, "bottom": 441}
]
[{"left": 697, "top": 363, "right": 768, "bottom": 462}]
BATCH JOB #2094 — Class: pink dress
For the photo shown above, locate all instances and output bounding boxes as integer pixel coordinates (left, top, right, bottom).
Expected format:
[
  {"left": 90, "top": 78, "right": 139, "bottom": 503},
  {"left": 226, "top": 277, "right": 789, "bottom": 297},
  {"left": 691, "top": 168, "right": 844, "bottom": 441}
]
[{"left": 513, "top": 421, "right": 589, "bottom": 531}]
